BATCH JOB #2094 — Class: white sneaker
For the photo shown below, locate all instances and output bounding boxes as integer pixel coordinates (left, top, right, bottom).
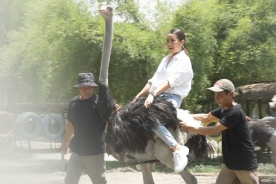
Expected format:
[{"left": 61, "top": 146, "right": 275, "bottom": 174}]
[{"left": 172, "top": 146, "right": 189, "bottom": 172}]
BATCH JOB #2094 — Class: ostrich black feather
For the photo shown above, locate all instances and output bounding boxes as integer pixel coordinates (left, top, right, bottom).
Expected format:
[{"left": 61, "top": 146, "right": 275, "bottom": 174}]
[
  {"left": 98, "top": 82, "right": 117, "bottom": 122},
  {"left": 185, "top": 134, "right": 208, "bottom": 158},
  {"left": 249, "top": 120, "right": 274, "bottom": 147},
  {"left": 98, "top": 83, "right": 180, "bottom": 154}
]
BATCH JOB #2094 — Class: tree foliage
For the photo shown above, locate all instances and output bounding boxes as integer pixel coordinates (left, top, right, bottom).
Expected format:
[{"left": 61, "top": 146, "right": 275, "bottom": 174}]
[
  {"left": 215, "top": 0, "right": 276, "bottom": 86},
  {"left": 0, "top": 0, "right": 275, "bottom": 113},
  {"left": 0, "top": 0, "right": 159, "bottom": 104},
  {"left": 170, "top": 0, "right": 276, "bottom": 111},
  {"left": 172, "top": 0, "right": 221, "bottom": 111},
  {"left": 1, "top": 0, "right": 103, "bottom": 103},
  {"left": 0, "top": 0, "right": 30, "bottom": 47}
]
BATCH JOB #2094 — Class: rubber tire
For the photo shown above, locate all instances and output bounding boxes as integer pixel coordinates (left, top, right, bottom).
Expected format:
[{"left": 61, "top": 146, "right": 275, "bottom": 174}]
[
  {"left": 42, "top": 114, "right": 65, "bottom": 140},
  {"left": 203, "top": 121, "right": 222, "bottom": 142},
  {"left": 15, "top": 112, "right": 42, "bottom": 140},
  {"left": 0, "top": 111, "right": 16, "bottom": 137}
]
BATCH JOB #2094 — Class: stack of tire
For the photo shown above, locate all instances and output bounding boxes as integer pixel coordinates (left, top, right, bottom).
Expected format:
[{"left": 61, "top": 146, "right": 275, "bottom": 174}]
[
  {"left": 0, "top": 111, "right": 16, "bottom": 138},
  {"left": 14, "top": 112, "right": 65, "bottom": 140}
]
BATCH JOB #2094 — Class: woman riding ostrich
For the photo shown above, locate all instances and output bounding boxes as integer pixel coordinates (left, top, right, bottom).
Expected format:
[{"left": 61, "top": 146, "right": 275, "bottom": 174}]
[{"left": 97, "top": 7, "right": 214, "bottom": 184}]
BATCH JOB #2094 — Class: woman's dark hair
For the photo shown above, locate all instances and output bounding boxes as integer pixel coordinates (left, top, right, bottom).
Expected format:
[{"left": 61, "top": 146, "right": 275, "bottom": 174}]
[{"left": 169, "top": 28, "right": 189, "bottom": 56}]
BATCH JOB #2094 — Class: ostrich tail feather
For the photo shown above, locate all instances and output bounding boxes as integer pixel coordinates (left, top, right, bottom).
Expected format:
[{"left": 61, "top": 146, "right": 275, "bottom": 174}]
[
  {"left": 185, "top": 134, "right": 208, "bottom": 158},
  {"left": 249, "top": 119, "right": 275, "bottom": 147},
  {"left": 177, "top": 109, "right": 202, "bottom": 127},
  {"left": 206, "top": 138, "right": 219, "bottom": 158}
]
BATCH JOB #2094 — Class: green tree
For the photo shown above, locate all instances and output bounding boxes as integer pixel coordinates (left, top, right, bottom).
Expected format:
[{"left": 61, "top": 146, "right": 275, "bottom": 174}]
[
  {"left": 171, "top": 0, "right": 221, "bottom": 111},
  {"left": 0, "top": 0, "right": 30, "bottom": 47},
  {"left": 215, "top": 0, "right": 276, "bottom": 86},
  {"left": 170, "top": 0, "right": 276, "bottom": 112},
  {"left": 1, "top": 0, "right": 276, "bottom": 112},
  {"left": 0, "top": 0, "right": 103, "bottom": 103},
  {"left": 0, "top": 0, "right": 160, "bottom": 105}
]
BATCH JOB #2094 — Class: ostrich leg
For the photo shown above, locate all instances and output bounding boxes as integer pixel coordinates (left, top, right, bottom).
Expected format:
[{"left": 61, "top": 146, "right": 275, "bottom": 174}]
[
  {"left": 140, "top": 163, "right": 155, "bottom": 184},
  {"left": 267, "top": 133, "right": 276, "bottom": 165},
  {"left": 180, "top": 170, "right": 198, "bottom": 184}
]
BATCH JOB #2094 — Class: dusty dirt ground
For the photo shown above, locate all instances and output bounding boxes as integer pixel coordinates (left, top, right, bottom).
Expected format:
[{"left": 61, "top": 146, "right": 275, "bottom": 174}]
[{"left": 0, "top": 139, "right": 275, "bottom": 184}]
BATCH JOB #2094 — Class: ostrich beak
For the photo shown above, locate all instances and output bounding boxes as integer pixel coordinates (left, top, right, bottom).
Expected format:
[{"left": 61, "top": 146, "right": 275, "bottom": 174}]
[
  {"left": 99, "top": 7, "right": 113, "bottom": 19},
  {"left": 99, "top": 6, "right": 113, "bottom": 13}
]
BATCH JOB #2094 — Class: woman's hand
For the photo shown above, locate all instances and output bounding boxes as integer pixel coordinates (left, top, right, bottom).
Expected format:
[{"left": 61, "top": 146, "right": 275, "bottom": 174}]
[
  {"left": 112, "top": 103, "right": 120, "bottom": 114},
  {"left": 115, "top": 104, "right": 120, "bottom": 111},
  {"left": 144, "top": 94, "right": 154, "bottom": 108}
]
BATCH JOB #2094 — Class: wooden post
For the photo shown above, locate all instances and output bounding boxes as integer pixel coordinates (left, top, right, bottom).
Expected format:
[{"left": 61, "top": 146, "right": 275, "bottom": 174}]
[
  {"left": 246, "top": 100, "right": 250, "bottom": 116},
  {"left": 257, "top": 99, "right": 262, "bottom": 118},
  {"left": 61, "top": 152, "right": 66, "bottom": 172},
  {"left": 60, "top": 136, "right": 66, "bottom": 172}
]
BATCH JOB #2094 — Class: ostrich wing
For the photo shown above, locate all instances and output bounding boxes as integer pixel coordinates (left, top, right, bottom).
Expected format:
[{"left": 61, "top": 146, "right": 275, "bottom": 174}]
[{"left": 105, "top": 96, "right": 179, "bottom": 154}]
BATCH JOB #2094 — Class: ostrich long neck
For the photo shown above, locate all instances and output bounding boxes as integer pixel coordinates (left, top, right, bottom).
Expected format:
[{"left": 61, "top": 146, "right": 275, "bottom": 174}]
[{"left": 99, "top": 16, "right": 113, "bottom": 86}]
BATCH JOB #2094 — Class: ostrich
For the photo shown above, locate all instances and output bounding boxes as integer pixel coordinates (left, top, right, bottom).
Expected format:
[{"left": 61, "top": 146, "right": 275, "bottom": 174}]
[
  {"left": 248, "top": 95, "right": 276, "bottom": 166},
  {"left": 96, "top": 7, "right": 215, "bottom": 184}
]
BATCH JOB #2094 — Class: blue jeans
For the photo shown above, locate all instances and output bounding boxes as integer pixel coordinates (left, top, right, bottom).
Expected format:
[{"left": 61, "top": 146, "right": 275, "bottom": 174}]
[
  {"left": 160, "top": 93, "right": 182, "bottom": 109},
  {"left": 153, "top": 123, "right": 178, "bottom": 148},
  {"left": 152, "top": 93, "right": 182, "bottom": 148}
]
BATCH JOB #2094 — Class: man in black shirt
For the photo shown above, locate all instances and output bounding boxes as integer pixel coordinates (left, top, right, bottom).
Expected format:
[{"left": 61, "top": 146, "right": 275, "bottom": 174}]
[
  {"left": 180, "top": 79, "right": 259, "bottom": 184},
  {"left": 61, "top": 73, "right": 107, "bottom": 184}
]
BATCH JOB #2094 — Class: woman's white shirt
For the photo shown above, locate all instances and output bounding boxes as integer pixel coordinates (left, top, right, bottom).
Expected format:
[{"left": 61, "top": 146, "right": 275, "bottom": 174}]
[{"left": 148, "top": 51, "right": 193, "bottom": 99}]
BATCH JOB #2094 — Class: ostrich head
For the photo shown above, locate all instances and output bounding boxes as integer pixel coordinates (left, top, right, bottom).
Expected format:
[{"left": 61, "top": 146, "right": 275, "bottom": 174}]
[
  {"left": 99, "top": 7, "right": 113, "bottom": 21},
  {"left": 99, "top": 7, "right": 113, "bottom": 86}
]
